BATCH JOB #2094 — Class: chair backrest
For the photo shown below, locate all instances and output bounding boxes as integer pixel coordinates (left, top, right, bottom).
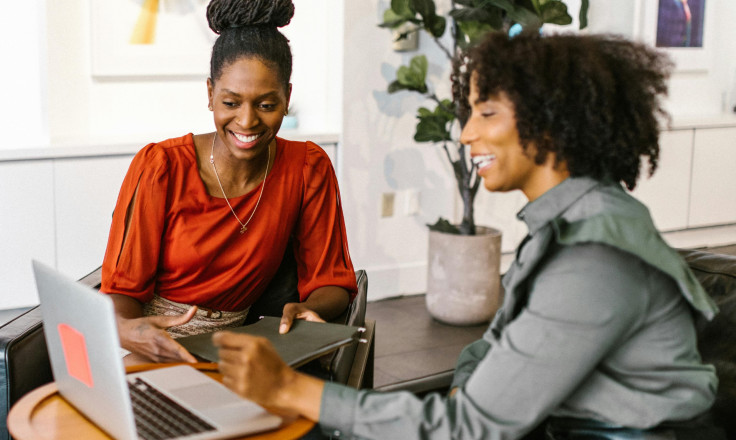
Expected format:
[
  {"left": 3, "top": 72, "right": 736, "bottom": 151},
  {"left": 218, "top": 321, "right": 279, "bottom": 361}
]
[
  {"left": 243, "top": 244, "right": 299, "bottom": 325},
  {"left": 677, "top": 248, "right": 736, "bottom": 438}
]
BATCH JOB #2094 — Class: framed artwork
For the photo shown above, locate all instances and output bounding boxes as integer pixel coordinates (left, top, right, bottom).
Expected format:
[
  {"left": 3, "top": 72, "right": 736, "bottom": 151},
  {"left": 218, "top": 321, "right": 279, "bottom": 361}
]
[
  {"left": 636, "top": 0, "right": 716, "bottom": 72},
  {"left": 90, "top": 0, "right": 216, "bottom": 77}
]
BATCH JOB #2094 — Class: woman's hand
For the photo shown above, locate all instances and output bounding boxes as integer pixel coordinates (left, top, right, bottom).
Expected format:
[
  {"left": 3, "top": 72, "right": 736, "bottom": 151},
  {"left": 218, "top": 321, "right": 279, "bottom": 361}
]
[
  {"left": 278, "top": 286, "right": 350, "bottom": 334},
  {"left": 279, "top": 302, "right": 325, "bottom": 334},
  {"left": 214, "top": 331, "right": 324, "bottom": 420},
  {"left": 118, "top": 308, "right": 199, "bottom": 363}
]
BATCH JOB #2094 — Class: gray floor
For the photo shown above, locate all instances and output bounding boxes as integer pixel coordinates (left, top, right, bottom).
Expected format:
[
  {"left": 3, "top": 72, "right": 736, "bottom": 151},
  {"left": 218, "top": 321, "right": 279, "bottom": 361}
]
[{"left": 366, "top": 244, "right": 736, "bottom": 389}]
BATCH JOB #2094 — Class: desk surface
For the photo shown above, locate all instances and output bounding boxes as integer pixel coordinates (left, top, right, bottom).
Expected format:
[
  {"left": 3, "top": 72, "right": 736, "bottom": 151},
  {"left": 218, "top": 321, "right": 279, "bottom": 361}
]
[
  {"left": 367, "top": 294, "right": 488, "bottom": 390},
  {"left": 7, "top": 363, "right": 314, "bottom": 440}
]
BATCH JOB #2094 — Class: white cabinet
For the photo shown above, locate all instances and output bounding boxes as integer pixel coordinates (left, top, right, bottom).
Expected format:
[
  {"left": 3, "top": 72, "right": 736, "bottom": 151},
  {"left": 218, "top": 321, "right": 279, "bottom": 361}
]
[
  {"left": 689, "top": 127, "right": 736, "bottom": 227},
  {"left": 0, "top": 155, "right": 133, "bottom": 308},
  {"left": 630, "top": 129, "right": 694, "bottom": 231},
  {"left": 0, "top": 160, "right": 56, "bottom": 308}
]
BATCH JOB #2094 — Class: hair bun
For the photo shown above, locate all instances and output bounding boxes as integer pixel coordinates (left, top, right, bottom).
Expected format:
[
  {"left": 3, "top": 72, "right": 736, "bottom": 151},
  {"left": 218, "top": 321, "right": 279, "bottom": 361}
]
[{"left": 207, "top": 0, "right": 295, "bottom": 35}]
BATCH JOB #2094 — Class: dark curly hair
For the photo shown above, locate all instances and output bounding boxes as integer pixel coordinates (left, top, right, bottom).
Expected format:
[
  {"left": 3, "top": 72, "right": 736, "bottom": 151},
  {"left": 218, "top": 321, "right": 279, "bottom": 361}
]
[
  {"left": 206, "top": 0, "right": 294, "bottom": 91},
  {"left": 457, "top": 32, "right": 673, "bottom": 190}
]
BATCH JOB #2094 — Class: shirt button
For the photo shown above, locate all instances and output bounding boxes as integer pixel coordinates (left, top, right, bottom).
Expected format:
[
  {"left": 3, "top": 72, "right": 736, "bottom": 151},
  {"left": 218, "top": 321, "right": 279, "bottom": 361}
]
[{"left": 333, "top": 430, "right": 341, "bottom": 437}]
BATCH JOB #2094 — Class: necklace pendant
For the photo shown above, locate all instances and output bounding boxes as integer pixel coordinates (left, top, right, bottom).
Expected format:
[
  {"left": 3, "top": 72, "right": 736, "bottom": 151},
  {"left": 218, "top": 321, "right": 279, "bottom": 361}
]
[{"left": 240, "top": 225, "right": 247, "bottom": 234}]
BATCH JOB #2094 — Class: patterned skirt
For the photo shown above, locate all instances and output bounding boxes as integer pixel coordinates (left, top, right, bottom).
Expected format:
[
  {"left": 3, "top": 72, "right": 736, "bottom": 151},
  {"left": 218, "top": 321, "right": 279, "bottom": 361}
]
[{"left": 142, "top": 295, "right": 250, "bottom": 339}]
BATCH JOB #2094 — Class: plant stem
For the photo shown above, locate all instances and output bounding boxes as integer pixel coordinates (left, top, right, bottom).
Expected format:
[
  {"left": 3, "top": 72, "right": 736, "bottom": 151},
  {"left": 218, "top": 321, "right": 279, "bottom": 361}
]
[{"left": 432, "top": 36, "right": 454, "bottom": 60}]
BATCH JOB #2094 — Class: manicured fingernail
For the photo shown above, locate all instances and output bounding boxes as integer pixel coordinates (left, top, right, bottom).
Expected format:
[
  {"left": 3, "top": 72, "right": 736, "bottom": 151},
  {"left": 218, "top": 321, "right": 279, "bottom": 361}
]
[{"left": 279, "top": 324, "right": 287, "bottom": 334}]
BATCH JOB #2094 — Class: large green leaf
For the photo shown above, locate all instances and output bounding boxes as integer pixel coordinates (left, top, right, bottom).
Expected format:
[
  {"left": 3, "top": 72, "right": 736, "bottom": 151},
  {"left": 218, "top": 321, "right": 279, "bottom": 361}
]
[
  {"left": 411, "top": 0, "right": 437, "bottom": 20},
  {"left": 436, "top": 99, "right": 456, "bottom": 119},
  {"left": 379, "top": 0, "right": 418, "bottom": 28},
  {"left": 424, "top": 14, "right": 447, "bottom": 38},
  {"left": 457, "top": 20, "right": 496, "bottom": 47},
  {"left": 427, "top": 218, "right": 462, "bottom": 234},
  {"left": 379, "top": 9, "right": 407, "bottom": 28},
  {"left": 579, "top": 0, "right": 589, "bottom": 29},
  {"left": 392, "top": 0, "right": 414, "bottom": 17},
  {"left": 540, "top": 1, "right": 572, "bottom": 25},
  {"left": 394, "top": 55, "right": 429, "bottom": 94},
  {"left": 483, "top": 0, "right": 517, "bottom": 14},
  {"left": 414, "top": 103, "right": 454, "bottom": 143},
  {"left": 506, "top": 4, "right": 542, "bottom": 30},
  {"left": 387, "top": 80, "right": 409, "bottom": 93},
  {"left": 411, "top": 0, "right": 446, "bottom": 37}
]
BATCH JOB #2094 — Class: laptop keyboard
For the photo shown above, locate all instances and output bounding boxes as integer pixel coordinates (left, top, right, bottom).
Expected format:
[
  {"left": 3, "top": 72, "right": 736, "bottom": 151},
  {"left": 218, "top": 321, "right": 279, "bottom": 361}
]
[{"left": 128, "top": 377, "right": 216, "bottom": 440}]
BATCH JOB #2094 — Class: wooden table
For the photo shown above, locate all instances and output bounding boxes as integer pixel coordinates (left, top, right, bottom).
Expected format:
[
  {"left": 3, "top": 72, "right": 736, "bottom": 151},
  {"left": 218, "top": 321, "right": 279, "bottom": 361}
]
[{"left": 7, "top": 363, "right": 315, "bottom": 440}]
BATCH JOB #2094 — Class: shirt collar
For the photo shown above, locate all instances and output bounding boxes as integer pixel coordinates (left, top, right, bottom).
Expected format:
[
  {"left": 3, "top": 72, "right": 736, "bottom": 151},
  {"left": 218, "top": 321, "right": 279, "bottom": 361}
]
[{"left": 517, "top": 177, "right": 601, "bottom": 234}]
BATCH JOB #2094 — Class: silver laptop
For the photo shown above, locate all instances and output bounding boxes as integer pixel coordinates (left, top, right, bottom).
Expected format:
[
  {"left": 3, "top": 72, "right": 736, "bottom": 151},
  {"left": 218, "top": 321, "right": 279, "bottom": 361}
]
[{"left": 32, "top": 260, "right": 283, "bottom": 440}]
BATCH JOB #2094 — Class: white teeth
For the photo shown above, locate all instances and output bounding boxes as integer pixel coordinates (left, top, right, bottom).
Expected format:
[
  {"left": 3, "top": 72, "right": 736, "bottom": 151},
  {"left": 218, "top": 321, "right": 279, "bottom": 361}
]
[
  {"left": 472, "top": 154, "right": 495, "bottom": 169},
  {"left": 233, "top": 132, "right": 260, "bottom": 143}
]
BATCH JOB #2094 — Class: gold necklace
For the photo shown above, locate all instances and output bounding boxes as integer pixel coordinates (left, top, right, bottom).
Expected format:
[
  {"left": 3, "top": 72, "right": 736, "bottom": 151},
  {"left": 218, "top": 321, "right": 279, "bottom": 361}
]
[{"left": 209, "top": 133, "right": 270, "bottom": 234}]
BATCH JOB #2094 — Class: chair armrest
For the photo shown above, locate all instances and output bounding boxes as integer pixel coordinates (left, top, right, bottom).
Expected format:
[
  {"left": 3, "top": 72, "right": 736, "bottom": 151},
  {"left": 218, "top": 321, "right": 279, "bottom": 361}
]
[
  {"left": 325, "top": 270, "right": 369, "bottom": 385},
  {"left": 0, "top": 307, "right": 50, "bottom": 440},
  {"left": 78, "top": 266, "right": 102, "bottom": 290},
  {"left": 374, "top": 370, "right": 453, "bottom": 396},
  {"left": 346, "top": 320, "right": 375, "bottom": 390}
]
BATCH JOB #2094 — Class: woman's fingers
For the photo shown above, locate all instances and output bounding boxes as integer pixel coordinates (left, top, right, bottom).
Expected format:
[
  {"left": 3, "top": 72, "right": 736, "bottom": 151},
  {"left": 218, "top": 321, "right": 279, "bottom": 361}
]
[
  {"left": 279, "top": 303, "right": 325, "bottom": 334},
  {"left": 147, "top": 306, "right": 198, "bottom": 329},
  {"left": 214, "top": 332, "right": 288, "bottom": 403},
  {"left": 119, "top": 313, "right": 198, "bottom": 363},
  {"left": 297, "top": 310, "right": 325, "bottom": 323},
  {"left": 279, "top": 312, "right": 294, "bottom": 334}
]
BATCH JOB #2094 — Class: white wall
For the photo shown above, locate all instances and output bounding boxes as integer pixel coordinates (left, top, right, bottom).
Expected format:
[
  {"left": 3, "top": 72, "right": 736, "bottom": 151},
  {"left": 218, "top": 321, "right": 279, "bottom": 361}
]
[
  {"left": 1, "top": 1, "right": 48, "bottom": 147},
  {"left": 39, "top": 0, "right": 341, "bottom": 146}
]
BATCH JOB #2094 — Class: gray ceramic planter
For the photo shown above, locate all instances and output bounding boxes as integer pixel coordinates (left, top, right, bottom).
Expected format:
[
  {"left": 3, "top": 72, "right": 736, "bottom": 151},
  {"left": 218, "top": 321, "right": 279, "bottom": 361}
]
[{"left": 426, "top": 226, "right": 503, "bottom": 326}]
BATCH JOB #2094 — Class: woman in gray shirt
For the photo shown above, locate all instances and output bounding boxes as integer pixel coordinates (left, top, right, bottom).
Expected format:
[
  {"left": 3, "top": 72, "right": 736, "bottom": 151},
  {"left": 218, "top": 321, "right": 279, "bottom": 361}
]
[{"left": 212, "top": 32, "right": 724, "bottom": 439}]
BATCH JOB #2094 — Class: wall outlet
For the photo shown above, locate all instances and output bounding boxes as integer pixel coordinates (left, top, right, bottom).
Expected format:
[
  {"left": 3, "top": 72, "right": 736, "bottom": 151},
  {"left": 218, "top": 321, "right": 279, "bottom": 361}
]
[
  {"left": 381, "top": 192, "right": 395, "bottom": 217},
  {"left": 404, "top": 189, "right": 420, "bottom": 216}
]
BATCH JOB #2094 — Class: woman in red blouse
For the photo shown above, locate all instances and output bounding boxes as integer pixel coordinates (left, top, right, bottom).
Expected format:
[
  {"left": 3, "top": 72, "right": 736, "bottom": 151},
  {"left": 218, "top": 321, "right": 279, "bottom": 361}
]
[{"left": 100, "top": 0, "right": 356, "bottom": 364}]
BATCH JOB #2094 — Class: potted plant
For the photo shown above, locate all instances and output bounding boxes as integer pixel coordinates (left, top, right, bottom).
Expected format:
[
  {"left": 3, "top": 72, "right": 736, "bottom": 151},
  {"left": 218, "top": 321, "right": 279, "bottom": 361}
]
[{"left": 380, "top": 0, "right": 588, "bottom": 324}]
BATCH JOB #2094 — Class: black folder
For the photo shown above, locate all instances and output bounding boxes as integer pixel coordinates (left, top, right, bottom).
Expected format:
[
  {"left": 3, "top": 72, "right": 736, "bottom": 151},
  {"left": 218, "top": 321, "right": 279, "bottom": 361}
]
[{"left": 178, "top": 316, "right": 361, "bottom": 367}]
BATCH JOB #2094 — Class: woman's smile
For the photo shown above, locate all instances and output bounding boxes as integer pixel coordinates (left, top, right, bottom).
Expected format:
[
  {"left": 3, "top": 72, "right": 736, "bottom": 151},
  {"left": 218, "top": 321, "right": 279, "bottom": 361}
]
[
  {"left": 229, "top": 130, "right": 264, "bottom": 150},
  {"left": 471, "top": 153, "right": 496, "bottom": 174}
]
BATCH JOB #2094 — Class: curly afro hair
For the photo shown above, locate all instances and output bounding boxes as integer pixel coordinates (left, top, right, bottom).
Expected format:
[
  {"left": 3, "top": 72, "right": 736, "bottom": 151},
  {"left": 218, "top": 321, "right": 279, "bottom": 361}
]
[{"left": 458, "top": 32, "right": 673, "bottom": 190}]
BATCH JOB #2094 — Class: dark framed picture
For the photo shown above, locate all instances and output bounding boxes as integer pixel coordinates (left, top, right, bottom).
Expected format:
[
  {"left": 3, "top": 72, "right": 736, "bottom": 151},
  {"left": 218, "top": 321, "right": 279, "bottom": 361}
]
[
  {"left": 656, "top": 0, "right": 706, "bottom": 48},
  {"left": 637, "top": 0, "right": 715, "bottom": 72}
]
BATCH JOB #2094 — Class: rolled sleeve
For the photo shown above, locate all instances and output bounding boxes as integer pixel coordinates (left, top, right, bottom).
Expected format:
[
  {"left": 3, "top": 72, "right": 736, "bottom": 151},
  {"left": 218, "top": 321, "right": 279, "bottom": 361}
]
[{"left": 320, "top": 382, "right": 359, "bottom": 438}]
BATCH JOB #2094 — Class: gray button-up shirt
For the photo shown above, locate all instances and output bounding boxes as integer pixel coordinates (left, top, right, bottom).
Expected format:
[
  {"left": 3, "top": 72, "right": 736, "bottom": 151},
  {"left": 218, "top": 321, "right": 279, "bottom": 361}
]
[{"left": 319, "top": 177, "right": 718, "bottom": 440}]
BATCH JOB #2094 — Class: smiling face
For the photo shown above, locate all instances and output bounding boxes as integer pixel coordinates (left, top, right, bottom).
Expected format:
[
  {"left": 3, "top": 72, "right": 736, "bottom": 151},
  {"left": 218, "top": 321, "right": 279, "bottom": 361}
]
[
  {"left": 207, "top": 57, "right": 291, "bottom": 162},
  {"left": 460, "top": 76, "right": 566, "bottom": 201}
]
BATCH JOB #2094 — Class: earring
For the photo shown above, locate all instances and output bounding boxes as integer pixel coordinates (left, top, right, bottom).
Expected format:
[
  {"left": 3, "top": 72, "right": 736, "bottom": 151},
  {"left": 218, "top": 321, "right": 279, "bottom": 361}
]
[{"left": 208, "top": 104, "right": 213, "bottom": 111}]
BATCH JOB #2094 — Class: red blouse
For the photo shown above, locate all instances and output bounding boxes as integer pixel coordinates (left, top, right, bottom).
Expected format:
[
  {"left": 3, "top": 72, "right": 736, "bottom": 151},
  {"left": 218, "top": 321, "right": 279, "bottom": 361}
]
[{"left": 101, "top": 134, "right": 356, "bottom": 311}]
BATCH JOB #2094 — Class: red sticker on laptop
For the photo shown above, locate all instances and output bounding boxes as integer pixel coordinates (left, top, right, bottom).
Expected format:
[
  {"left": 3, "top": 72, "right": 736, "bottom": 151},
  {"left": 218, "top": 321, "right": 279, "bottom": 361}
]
[{"left": 58, "top": 323, "right": 94, "bottom": 388}]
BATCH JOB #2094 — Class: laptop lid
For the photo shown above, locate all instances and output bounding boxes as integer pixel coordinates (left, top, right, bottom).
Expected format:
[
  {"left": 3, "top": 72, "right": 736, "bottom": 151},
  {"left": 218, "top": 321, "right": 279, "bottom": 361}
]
[
  {"left": 32, "top": 260, "right": 282, "bottom": 440},
  {"left": 33, "top": 260, "right": 140, "bottom": 440}
]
